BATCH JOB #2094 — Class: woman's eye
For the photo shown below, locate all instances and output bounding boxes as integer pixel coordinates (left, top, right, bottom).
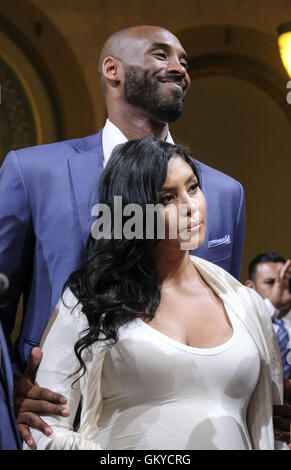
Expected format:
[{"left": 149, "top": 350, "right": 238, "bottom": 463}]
[
  {"left": 160, "top": 194, "right": 173, "bottom": 205},
  {"left": 189, "top": 183, "right": 199, "bottom": 192}
]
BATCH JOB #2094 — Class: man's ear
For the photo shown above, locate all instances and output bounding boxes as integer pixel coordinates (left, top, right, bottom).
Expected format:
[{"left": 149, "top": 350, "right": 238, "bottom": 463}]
[
  {"left": 102, "top": 56, "right": 122, "bottom": 84},
  {"left": 245, "top": 279, "right": 255, "bottom": 289}
]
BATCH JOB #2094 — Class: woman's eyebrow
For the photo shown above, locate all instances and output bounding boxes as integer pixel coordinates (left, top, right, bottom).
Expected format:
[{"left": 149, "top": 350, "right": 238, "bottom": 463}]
[{"left": 160, "top": 173, "right": 197, "bottom": 192}]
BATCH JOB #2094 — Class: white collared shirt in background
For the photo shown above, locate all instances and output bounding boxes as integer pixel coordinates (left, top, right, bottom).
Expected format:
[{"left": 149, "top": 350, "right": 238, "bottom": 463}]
[
  {"left": 284, "top": 309, "right": 291, "bottom": 323},
  {"left": 102, "top": 119, "right": 174, "bottom": 167},
  {"left": 264, "top": 298, "right": 291, "bottom": 339}
]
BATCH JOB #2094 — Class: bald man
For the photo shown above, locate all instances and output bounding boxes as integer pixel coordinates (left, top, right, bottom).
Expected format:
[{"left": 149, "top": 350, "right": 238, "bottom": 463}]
[{"left": 0, "top": 26, "right": 246, "bottom": 447}]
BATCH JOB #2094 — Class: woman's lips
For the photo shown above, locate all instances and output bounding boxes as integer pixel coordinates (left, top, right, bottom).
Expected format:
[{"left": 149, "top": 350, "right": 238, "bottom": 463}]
[{"left": 186, "top": 220, "right": 203, "bottom": 231}]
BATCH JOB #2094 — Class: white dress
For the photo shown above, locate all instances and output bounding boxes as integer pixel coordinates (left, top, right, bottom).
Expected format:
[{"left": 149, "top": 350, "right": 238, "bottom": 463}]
[
  {"left": 96, "top": 308, "right": 260, "bottom": 450},
  {"left": 25, "top": 256, "right": 286, "bottom": 450}
]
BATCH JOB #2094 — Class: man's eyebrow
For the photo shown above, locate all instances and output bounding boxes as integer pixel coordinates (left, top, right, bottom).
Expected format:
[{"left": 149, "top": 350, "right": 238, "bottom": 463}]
[
  {"left": 151, "top": 42, "right": 170, "bottom": 50},
  {"left": 150, "top": 42, "right": 188, "bottom": 60},
  {"left": 160, "top": 173, "right": 197, "bottom": 192}
]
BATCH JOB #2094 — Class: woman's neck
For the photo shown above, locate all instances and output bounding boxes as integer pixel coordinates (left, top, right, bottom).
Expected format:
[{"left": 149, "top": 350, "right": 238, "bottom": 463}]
[{"left": 150, "top": 245, "right": 200, "bottom": 289}]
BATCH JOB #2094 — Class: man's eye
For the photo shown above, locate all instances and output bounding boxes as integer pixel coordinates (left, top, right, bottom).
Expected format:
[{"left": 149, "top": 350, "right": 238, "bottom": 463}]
[
  {"left": 154, "top": 51, "right": 167, "bottom": 59},
  {"left": 265, "top": 280, "right": 275, "bottom": 285},
  {"left": 180, "top": 61, "right": 188, "bottom": 69}
]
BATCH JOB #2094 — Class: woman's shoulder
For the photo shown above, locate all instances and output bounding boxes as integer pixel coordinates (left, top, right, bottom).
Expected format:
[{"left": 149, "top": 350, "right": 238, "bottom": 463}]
[
  {"left": 40, "top": 288, "right": 87, "bottom": 347},
  {"left": 189, "top": 255, "right": 242, "bottom": 289},
  {"left": 61, "top": 287, "right": 82, "bottom": 312},
  {"left": 55, "top": 287, "right": 87, "bottom": 325},
  {"left": 190, "top": 255, "right": 271, "bottom": 317},
  {"left": 236, "top": 283, "right": 270, "bottom": 314}
]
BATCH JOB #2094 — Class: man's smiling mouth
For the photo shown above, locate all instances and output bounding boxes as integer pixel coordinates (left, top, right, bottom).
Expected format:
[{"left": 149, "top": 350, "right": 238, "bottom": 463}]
[{"left": 158, "top": 78, "right": 186, "bottom": 92}]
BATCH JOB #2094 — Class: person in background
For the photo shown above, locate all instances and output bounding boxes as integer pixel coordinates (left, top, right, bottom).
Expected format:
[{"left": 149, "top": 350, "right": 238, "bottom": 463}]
[
  {"left": 245, "top": 252, "right": 291, "bottom": 381},
  {"left": 245, "top": 251, "right": 291, "bottom": 446},
  {"left": 0, "top": 322, "right": 22, "bottom": 450}
]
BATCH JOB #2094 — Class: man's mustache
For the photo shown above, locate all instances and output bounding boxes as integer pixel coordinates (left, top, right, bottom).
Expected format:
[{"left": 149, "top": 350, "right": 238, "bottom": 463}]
[{"left": 157, "top": 76, "right": 188, "bottom": 93}]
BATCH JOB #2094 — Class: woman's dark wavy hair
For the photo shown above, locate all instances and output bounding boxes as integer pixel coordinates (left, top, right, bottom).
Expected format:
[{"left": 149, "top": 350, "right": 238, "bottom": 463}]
[{"left": 64, "top": 137, "right": 200, "bottom": 379}]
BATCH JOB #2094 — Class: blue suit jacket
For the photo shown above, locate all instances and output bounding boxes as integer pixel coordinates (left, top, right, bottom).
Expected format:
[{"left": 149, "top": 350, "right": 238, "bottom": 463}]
[
  {"left": 0, "top": 128, "right": 245, "bottom": 370},
  {"left": 0, "top": 322, "right": 21, "bottom": 449}
]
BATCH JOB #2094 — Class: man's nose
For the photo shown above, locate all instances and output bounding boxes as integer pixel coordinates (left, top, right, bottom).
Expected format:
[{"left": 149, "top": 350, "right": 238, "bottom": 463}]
[{"left": 167, "top": 55, "right": 187, "bottom": 76}]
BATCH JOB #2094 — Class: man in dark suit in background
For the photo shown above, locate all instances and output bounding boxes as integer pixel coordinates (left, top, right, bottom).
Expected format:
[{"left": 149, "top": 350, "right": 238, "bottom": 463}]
[
  {"left": 0, "top": 274, "right": 21, "bottom": 450},
  {"left": 0, "top": 324, "right": 21, "bottom": 450},
  {"left": 0, "top": 25, "right": 246, "bottom": 448}
]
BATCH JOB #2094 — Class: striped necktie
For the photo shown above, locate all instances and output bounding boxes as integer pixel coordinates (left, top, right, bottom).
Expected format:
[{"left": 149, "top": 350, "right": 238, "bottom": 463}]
[{"left": 273, "top": 318, "right": 291, "bottom": 380}]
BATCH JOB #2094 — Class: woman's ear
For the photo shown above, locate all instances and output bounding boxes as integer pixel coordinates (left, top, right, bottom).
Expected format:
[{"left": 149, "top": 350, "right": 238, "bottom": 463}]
[{"left": 102, "top": 56, "right": 122, "bottom": 85}]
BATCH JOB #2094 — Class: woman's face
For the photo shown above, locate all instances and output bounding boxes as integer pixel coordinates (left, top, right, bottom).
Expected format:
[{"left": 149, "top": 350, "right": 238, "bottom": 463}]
[{"left": 158, "top": 154, "right": 206, "bottom": 250}]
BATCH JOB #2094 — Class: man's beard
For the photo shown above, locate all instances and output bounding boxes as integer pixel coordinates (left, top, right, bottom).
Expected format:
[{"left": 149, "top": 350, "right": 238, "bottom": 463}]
[{"left": 124, "top": 67, "right": 187, "bottom": 123}]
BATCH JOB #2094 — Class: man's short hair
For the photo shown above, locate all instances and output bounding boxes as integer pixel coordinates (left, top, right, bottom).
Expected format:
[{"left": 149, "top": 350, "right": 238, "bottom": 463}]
[{"left": 248, "top": 251, "right": 286, "bottom": 281}]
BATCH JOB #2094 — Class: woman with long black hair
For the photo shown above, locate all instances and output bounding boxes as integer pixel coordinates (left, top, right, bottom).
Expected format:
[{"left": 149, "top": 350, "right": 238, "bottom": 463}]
[{"left": 27, "top": 138, "right": 285, "bottom": 450}]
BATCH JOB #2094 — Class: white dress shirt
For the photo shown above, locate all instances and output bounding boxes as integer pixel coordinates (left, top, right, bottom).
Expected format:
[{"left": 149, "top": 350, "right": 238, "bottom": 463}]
[
  {"left": 284, "top": 309, "right": 291, "bottom": 323},
  {"left": 264, "top": 298, "right": 291, "bottom": 342},
  {"left": 102, "top": 119, "right": 174, "bottom": 167}
]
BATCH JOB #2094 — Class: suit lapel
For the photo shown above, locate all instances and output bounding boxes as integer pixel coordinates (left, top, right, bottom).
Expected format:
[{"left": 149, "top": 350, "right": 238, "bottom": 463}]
[
  {"left": 190, "top": 160, "right": 210, "bottom": 258},
  {"left": 67, "top": 129, "right": 104, "bottom": 247}
]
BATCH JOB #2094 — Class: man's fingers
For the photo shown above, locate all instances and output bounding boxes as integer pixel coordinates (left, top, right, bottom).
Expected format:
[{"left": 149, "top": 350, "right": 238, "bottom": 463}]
[
  {"left": 17, "top": 412, "right": 53, "bottom": 437},
  {"left": 279, "top": 260, "right": 291, "bottom": 282},
  {"left": 26, "top": 385, "right": 67, "bottom": 404},
  {"left": 14, "top": 380, "right": 67, "bottom": 418},
  {"left": 18, "top": 423, "right": 36, "bottom": 449},
  {"left": 24, "top": 347, "right": 42, "bottom": 382},
  {"left": 14, "top": 377, "right": 33, "bottom": 399},
  {"left": 17, "top": 399, "right": 69, "bottom": 417},
  {"left": 273, "top": 404, "right": 291, "bottom": 417},
  {"left": 14, "top": 379, "right": 67, "bottom": 404},
  {"left": 13, "top": 378, "right": 35, "bottom": 415}
]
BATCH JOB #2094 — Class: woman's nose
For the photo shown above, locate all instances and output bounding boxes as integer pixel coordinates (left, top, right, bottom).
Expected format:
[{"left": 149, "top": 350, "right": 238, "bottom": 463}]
[{"left": 178, "top": 194, "right": 198, "bottom": 216}]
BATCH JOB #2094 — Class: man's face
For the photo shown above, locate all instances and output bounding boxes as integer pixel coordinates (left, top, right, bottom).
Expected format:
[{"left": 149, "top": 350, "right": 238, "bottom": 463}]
[
  {"left": 122, "top": 28, "right": 190, "bottom": 122},
  {"left": 253, "top": 262, "right": 285, "bottom": 298}
]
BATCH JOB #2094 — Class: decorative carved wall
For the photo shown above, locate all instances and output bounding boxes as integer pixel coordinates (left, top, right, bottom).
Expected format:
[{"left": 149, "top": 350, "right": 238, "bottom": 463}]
[{"left": 0, "top": 54, "right": 37, "bottom": 160}]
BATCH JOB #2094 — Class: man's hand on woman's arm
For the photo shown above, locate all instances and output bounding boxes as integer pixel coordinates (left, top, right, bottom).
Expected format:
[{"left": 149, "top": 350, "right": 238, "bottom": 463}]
[{"left": 13, "top": 347, "right": 70, "bottom": 449}]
